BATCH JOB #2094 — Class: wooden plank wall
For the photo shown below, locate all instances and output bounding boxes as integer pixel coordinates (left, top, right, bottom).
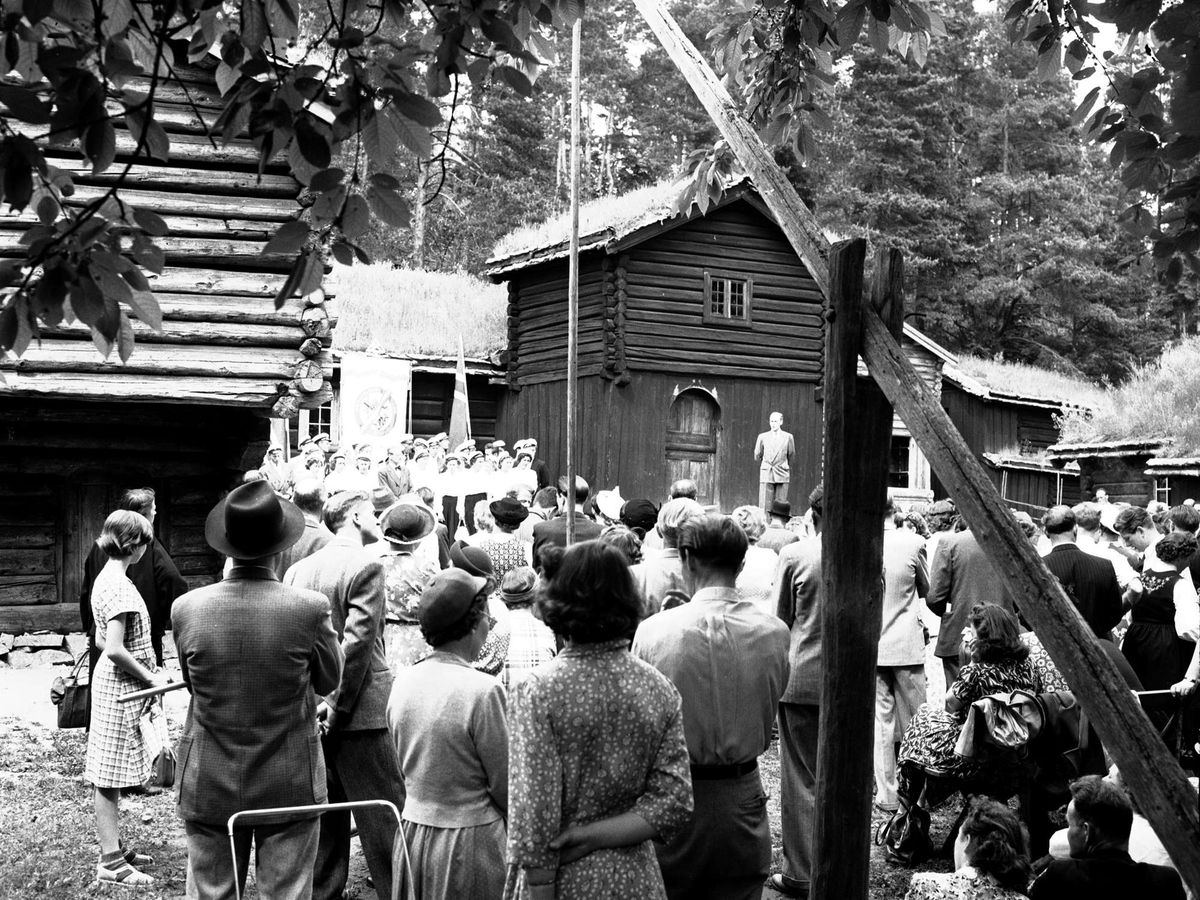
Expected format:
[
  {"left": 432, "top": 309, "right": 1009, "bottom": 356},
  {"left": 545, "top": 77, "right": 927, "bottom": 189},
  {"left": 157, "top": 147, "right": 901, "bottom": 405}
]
[
  {"left": 510, "top": 257, "right": 608, "bottom": 384},
  {"left": 495, "top": 372, "right": 824, "bottom": 510},
  {"left": 0, "top": 398, "right": 263, "bottom": 632},
  {"left": 1017, "top": 407, "right": 1061, "bottom": 450},
  {"left": 1080, "top": 457, "right": 1155, "bottom": 506},
  {"left": 0, "top": 56, "right": 333, "bottom": 408},
  {"left": 410, "top": 373, "right": 502, "bottom": 442},
  {"left": 620, "top": 201, "right": 824, "bottom": 381}
]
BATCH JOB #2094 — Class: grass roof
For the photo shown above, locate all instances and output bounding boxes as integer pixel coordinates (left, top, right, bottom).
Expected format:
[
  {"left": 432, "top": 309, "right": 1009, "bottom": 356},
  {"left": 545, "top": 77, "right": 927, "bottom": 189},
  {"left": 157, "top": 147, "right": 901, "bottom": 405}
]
[
  {"left": 948, "top": 354, "right": 1106, "bottom": 409},
  {"left": 1057, "top": 337, "right": 1200, "bottom": 457},
  {"left": 488, "top": 178, "right": 697, "bottom": 268},
  {"left": 330, "top": 263, "right": 507, "bottom": 359}
]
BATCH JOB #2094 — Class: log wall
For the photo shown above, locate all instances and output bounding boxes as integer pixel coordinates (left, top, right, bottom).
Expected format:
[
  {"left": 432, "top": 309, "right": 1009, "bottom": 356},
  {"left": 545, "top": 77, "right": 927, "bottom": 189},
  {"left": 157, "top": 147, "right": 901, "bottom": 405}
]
[
  {"left": 1079, "top": 456, "right": 1155, "bottom": 506},
  {"left": 495, "top": 372, "right": 824, "bottom": 510},
  {"left": 0, "top": 398, "right": 262, "bottom": 633},
  {"left": 0, "top": 57, "right": 333, "bottom": 408}
]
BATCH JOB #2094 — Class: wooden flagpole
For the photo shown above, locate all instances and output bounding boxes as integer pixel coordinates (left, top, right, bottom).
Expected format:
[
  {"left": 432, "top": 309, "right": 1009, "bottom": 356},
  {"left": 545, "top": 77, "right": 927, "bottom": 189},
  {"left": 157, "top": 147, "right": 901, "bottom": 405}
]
[{"left": 565, "top": 14, "right": 581, "bottom": 545}]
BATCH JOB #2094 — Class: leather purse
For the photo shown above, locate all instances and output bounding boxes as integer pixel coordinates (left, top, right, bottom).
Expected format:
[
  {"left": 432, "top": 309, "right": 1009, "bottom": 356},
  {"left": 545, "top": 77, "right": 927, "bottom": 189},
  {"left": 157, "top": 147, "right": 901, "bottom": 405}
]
[
  {"left": 50, "top": 654, "right": 90, "bottom": 729},
  {"left": 876, "top": 801, "right": 933, "bottom": 867}
]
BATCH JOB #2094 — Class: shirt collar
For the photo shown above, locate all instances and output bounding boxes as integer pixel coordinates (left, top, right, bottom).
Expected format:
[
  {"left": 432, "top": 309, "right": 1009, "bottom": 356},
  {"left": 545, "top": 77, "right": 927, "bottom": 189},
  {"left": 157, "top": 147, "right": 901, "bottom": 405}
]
[{"left": 691, "top": 586, "right": 740, "bottom": 603}]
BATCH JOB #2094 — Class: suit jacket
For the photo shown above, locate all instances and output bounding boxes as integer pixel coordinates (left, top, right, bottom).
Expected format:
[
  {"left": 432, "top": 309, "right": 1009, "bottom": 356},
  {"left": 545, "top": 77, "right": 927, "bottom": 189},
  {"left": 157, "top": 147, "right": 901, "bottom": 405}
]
[
  {"left": 1030, "top": 848, "right": 1184, "bottom": 900},
  {"left": 530, "top": 458, "right": 551, "bottom": 491},
  {"left": 1042, "top": 542, "right": 1123, "bottom": 638},
  {"left": 754, "top": 429, "right": 796, "bottom": 483},
  {"left": 773, "top": 536, "right": 823, "bottom": 705},
  {"left": 880, "top": 526, "right": 930, "bottom": 667},
  {"left": 284, "top": 537, "right": 392, "bottom": 732},
  {"left": 171, "top": 566, "right": 343, "bottom": 825},
  {"left": 531, "top": 513, "right": 603, "bottom": 566},
  {"left": 378, "top": 463, "right": 411, "bottom": 504},
  {"left": 273, "top": 519, "right": 333, "bottom": 579},
  {"left": 927, "top": 529, "right": 1017, "bottom": 658}
]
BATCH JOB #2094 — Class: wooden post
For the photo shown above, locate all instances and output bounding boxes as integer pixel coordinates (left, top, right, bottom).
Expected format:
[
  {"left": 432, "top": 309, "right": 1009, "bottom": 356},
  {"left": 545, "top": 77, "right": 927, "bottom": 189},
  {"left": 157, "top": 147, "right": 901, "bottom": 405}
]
[
  {"left": 565, "top": 15, "right": 582, "bottom": 543},
  {"left": 814, "top": 243, "right": 901, "bottom": 900},
  {"left": 858, "top": 308, "right": 1200, "bottom": 898}
]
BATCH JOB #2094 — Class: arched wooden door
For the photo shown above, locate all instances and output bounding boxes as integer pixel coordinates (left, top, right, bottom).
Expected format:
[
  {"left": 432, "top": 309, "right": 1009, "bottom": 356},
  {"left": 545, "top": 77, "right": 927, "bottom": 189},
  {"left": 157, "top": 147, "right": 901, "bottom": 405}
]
[{"left": 665, "top": 390, "right": 720, "bottom": 506}]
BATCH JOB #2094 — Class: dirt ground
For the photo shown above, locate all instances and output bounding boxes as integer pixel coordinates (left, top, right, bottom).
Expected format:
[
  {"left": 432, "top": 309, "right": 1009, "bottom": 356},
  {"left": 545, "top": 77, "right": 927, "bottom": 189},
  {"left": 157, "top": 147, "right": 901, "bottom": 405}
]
[{"left": 0, "top": 644, "right": 954, "bottom": 900}]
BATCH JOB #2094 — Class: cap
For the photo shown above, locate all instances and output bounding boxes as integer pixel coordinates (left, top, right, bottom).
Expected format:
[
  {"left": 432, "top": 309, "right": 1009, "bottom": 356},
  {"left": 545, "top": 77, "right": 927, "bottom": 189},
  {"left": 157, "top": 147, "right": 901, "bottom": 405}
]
[{"left": 418, "top": 569, "right": 488, "bottom": 633}]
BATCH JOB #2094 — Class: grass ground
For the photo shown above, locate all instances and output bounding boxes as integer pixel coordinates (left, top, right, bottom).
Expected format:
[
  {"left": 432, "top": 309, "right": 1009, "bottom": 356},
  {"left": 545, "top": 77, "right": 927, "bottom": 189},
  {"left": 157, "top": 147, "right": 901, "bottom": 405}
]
[{"left": 1, "top": 706, "right": 963, "bottom": 900}]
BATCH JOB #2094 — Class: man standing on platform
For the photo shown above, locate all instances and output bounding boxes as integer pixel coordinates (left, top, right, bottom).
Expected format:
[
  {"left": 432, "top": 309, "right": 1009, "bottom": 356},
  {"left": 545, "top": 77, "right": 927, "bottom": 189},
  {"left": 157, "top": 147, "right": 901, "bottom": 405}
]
[
  {"left": 769, "top": 483, "right": 825, "bottom": 899},
  {"left": 284, "top": 490, "right": 404, "bottom": 900},
  {"left": 754, "top": 412, "right": 795, "bottom": 511},
  {"left": 633, "top": 515, "right": 789, "bottom": 900},
  {"left": 172, "top": 481, "right": 343, "bottom": 900}
]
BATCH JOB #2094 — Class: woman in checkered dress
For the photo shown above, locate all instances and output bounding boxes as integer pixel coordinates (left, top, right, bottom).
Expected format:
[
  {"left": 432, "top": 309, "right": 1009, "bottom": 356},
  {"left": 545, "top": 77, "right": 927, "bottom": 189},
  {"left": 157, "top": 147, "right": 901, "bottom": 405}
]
[{"left": 84, "top": 510, "right": 172, "bottom": 886}]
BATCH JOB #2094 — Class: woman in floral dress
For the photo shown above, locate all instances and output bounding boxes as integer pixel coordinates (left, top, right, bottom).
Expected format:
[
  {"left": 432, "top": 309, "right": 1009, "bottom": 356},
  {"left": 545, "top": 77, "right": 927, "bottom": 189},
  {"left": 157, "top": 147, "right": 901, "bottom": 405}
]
[
  {"left": 85, "top": 510, "right": 172, "bottom": 885},
  {"left": 503, "top": 542, "right": 693, "bottom": 900},
  {"left": 905, "top": 798, "right": 1032, "bottom": 900}
]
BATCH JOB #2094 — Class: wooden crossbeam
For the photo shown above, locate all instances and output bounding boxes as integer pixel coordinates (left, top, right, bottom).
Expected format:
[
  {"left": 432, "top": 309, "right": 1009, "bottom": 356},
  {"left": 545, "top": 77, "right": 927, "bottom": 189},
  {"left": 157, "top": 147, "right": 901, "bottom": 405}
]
[{"left": 860, "top": 307, "right": 1200, "bottom": 898}]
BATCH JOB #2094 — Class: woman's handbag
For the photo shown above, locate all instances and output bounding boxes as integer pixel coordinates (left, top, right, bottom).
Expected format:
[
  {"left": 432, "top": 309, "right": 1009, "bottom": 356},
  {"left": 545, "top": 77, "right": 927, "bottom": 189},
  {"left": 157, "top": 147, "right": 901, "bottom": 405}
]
[
  {"left": 140, "top": 700, "right": 175, "bottom": 788},
  {"left": 50, "top": 653, "right": 90, "bottom": 729},
  {"left": 876, "top": 800, "right": 933, "bottom": 867}
]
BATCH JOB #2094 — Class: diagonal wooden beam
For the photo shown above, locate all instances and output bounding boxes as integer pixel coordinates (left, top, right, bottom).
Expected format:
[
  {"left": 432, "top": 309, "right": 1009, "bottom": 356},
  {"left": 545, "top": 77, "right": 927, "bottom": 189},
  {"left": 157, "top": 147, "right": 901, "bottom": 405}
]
[
  {"left": 631, "top": 0, "right": 831, "bottom": 299},
  {"left": 860, "top": 306, "right": 1200, "bottom": 899}
]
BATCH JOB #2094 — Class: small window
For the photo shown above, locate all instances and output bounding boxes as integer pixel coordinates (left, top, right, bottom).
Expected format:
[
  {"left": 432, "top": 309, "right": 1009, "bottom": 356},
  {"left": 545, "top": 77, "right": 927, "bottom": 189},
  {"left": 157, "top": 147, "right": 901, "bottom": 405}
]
[
  {"left": 703, "top": 270, "right": 753, "bottom": 325},
  {"left": 1156, "top": 476, "right": 1171, "bottom": 506},
  {"left": 888, "top": 436, "right": 911, "bottom": 489}
]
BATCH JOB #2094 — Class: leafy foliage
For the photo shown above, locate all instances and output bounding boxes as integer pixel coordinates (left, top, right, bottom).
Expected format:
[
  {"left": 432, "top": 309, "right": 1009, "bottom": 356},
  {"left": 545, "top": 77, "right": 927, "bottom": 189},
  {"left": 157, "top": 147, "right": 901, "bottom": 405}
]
[{"left": 0, "top": 0, "right": 581, "bottom": 360}]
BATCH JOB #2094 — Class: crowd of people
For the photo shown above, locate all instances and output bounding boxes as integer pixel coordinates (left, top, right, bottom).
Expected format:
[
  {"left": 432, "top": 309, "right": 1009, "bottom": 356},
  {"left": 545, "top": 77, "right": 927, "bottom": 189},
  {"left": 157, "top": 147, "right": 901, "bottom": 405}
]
[{"left": 75, "top": 435, "right": 1199, "bottom": 900}]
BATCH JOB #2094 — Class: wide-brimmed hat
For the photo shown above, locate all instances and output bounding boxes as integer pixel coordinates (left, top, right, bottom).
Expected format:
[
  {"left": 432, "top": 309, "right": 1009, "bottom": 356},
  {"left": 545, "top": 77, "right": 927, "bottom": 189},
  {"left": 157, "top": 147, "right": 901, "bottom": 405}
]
[
  {"left": 449, "top": 541, "right": 494, "bottom": 578},
  {"left": 768, "top": 500, "right": 792, "bottom": 519},
  {"left": 380, "top": 502, "right": 436, "bottom": 548},
  {"left": 456, "top": 440, "right": 475, "bottom": 455},
  {"left": 595, "top": 488, "right": 625, "bottom": 521},
  {"left": 206, "top": 481, "right": 306, "bottom": 559},
  {"left": 419, "top": 569, "right": 488, "bottom": 633},
  {"left": 501, "top": 566, "right": 538, "bottom": 605},
  {"left": 621, "top": 499, "right": 659, "bottom": 532},
  {"left": 490, "top": 497, "right": 529, "bottom": 526},
  {"left": 1098, "top": 504, "right": 1121, "bottom": 534}
]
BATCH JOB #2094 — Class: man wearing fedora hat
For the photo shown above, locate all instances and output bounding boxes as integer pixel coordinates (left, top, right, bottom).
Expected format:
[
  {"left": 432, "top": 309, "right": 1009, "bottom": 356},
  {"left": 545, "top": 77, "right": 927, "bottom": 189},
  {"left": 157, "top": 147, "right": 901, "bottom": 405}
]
[
  {"left": 758, "top": 500, "right": 800, "bottom": 553},
  {"left": 171, "top": 481, "right": 344, "bottom": 900},
  {"left": 284, "top": 491, "right": 405, "bottom": 900}
]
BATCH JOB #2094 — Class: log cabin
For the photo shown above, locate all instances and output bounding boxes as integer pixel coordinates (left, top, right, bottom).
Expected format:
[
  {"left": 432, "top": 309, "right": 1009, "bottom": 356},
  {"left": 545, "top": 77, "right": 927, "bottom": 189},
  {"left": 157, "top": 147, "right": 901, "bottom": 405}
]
[
  {"left": 1045, "top": 438, "right": 1197, "bottom": 507},
  {"left": 0, "top": 54, "right": 333, "bottom": 633}
]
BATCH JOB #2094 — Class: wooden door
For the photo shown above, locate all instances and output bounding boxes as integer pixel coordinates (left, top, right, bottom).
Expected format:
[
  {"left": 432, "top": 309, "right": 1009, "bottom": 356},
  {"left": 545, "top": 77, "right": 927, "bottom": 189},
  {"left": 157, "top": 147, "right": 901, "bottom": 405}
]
[
  {"left": 665, "top": 390, "right": 720, "bottom": 506},
  {"left": 62, "top": 472, "right": 156, "bottom": 610}
]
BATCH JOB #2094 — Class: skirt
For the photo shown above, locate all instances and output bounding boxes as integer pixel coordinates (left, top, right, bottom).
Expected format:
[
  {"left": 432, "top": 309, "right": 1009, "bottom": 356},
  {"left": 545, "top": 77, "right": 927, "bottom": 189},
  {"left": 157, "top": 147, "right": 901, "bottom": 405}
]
[
  {"left": 1122, "top": 621, "right": 1193, "bottom": 690},
  {"left": 393, "top": 819, "right": 506, "bottom": 900},
  {"left": 83, "top": 657, "right": 154, "bottom": 788},
  {"left": 502, "top": 842, "right": 667, "bottom": 900},
  {"left": 898, "top": 702, "right": 1022, "bottom": 802}
]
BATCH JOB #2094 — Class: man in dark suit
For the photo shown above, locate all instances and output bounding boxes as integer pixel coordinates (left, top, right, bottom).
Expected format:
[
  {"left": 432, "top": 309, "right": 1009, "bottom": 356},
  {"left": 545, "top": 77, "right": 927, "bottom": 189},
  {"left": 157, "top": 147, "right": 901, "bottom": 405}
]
[
  {"left": 531, "top": 475, "right": 603, "bottom": 566},
  {"left": 273, "top": 478, "right": 333, "bottom": 578},
  {"left": 285, "top": 490, "right": 404, "bottom": 900},
  {"left": 927, "top": 523, "right": 1017, "bottom": 689},
  {"left": 172, "top": 481, "right": 343, "bottom": 900},
  {"left": 1042, "top": 505, "right": 1123, "bottom": 640},
  {"left": 1031, "top": 775, "right": 1184, "bottom": 900}
]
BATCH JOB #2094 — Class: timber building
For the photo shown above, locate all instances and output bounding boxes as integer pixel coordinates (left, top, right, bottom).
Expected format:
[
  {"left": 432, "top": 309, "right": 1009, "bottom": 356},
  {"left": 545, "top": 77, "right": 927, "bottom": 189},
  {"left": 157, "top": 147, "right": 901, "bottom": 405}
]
[{"left": 0, "top": 56, "right": 333, "bottom": 633}]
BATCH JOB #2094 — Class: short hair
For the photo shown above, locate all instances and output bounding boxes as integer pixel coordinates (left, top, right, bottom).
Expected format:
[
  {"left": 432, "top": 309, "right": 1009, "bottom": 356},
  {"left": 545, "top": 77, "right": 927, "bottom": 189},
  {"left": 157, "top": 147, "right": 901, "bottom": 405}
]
[
  {"left": 1072, "top": 502, "right": 1101, "bottom": 531},
  {"left": 292, "top": 479, "right": 327, "bottom": 516},
  {"left": 678, "top": 515, "right": 748, "bottom": 574},
  {"left": 97, "top": 510, "right": 153, "bottom": 559},
  {"left": 1169, "top": 505, "right": 1200, "bottom": 535},
  {"left": 926, "top": 499, "right": 957, "bottom": 533},
  {"left": 883, "top": 495, "right": 897, "bottom": 517},
  {"left": 959, "top": 797, "right": 1032, "bottom": 891},
  {"left": 1157, "top": 531, "right": 1198, "bottom": 566},
  {"left": 657, "top": 497, "right": 705, "bottom": 547},
  {"left": 970, "top": 603, "right": 1029, "bottom": 665},
  {"left": 669, "top": 479, "right": 698, "bottom": 500},
  {"left": 808, "top": 483, "right": 824, "bottom": 522},
  {"left": 119, "top": 487, "right": 155, "bottom": 519},
  {"left": 1113, "top": 506, "right": 1151, "bottom": 536},
  {"left": 903, "top": 510, "right": 930, "bottom": 538},
  {"left": 532, "top": 486, "right": 558, "bottom": 510},
  {"left": 323, "top": 491, "right": 370, "bottom": 531},
  {"left": 1042, "top": 505, "right": 1076, "bottom": 535},
  {"left": 598, "top": 524, "right": 643, "bottom": 564},
  {"left": 421, "top": 592, "right": 489, "bottom": 647},
  {"left": 731, "top": 505, "right": 767, "bottom": 542},
  {"left": 415, "top": 486, "right": 435, "bottom": 509},
  {"left": 556, "top": 475, "right": 589, "bottom": 504},
  {"left": 1013, "top": 509, "right": 1037, "bottom": 539},
  {"left": 1070, "top": 774, "right": 1133, "bottom": 843},
  {"left": 538, "top": 542, "right": 643, "bottom": 642},
  {"left": 473, "top": 499, "right": 495, "bottom": 532}
]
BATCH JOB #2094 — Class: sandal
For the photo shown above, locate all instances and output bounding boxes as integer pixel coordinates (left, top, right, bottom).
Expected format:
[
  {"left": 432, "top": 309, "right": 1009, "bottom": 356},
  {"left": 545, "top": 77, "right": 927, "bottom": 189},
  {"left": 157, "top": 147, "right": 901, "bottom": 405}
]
[
  {"left": 97, "top": 851, "right": 154, "bottom": 886},
  {"left": 120, "top": 844, "right": 153, "bottom": 867}
]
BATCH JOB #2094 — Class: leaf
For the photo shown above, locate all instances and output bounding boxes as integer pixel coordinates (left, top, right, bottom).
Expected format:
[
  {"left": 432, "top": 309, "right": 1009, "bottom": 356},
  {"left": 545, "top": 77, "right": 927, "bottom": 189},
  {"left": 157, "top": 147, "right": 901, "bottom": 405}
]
[
  {"left": 366, "top": 104, "right": 432, "bottom": 161},
  {"left": 0, "top": 302, "right": 16, "bottom": 352},
  {"left": 1005, "top": 0, "right": 1034, "bottom": 21},
  {"left": 241, "top": 0, "right": 268, "bottom": 51},
  {"left": 145, "top": 119, "right": 169, "bottom": 163},
  {"left": 1036, "top": 40, "right": 1061, "bottom": 83},
  {"left": 389, "top": 92, "right": 443, "bottom": 128},
  {"left": 0, "top": 85, "right": 51, "bottom": 124},
  {"left": 342, "top": 194, "right": 370, "bottom": 239},
  {"left": 312, "top": 185, "right": 346, "bottom": 226},
  {"left": 35, "top": 194, "right": 58, "bottom": 224},
  {"left": 1071, "top": 86, "right": 1101, "bottom": 127},
  {"left": 216, "top": 60, "right": 240, "bottom": 96},
  {"left": 84, "top": 121, "right": 117, "bottom": 175},
  {"left": 495, "top": 65, "right": 533, "bottom": 97},
  {"left": 309, "top": 167, "right": 345, "bottom": 194},
  {"left": 88, "top": 252, "right": 134, "bottom": 307},
  {"left": 294, "top": 116, "right": 331, "bottom": 169},
  {"left": 125, "top": 288, "right": 163, "bottom": 331},
  {"left": 369, "top": 172, "right": 401, "bottom": 191},
  {"left": 273, "top": 251, "right": 306, "bottom": 308},
  {"left": 131, "top": 236, "right": 165, "bottom": 274},
  {"left": 331, "top": 240, "right": 354, "bottom": 266},
  {"left": 262, "top": 219, "right": 310, "bottom": 256},
  {"left": 117, "top": 311, "right": 135, "bottom": 362},
  {"left": 133, "top": 208, "right": 169, "bottom": 236},
  {"left": 3, "top": 159, "right": 32, "bottom": 212},
  {"left": 367, "top": 184, "right": 411, "bottom": 228}
]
